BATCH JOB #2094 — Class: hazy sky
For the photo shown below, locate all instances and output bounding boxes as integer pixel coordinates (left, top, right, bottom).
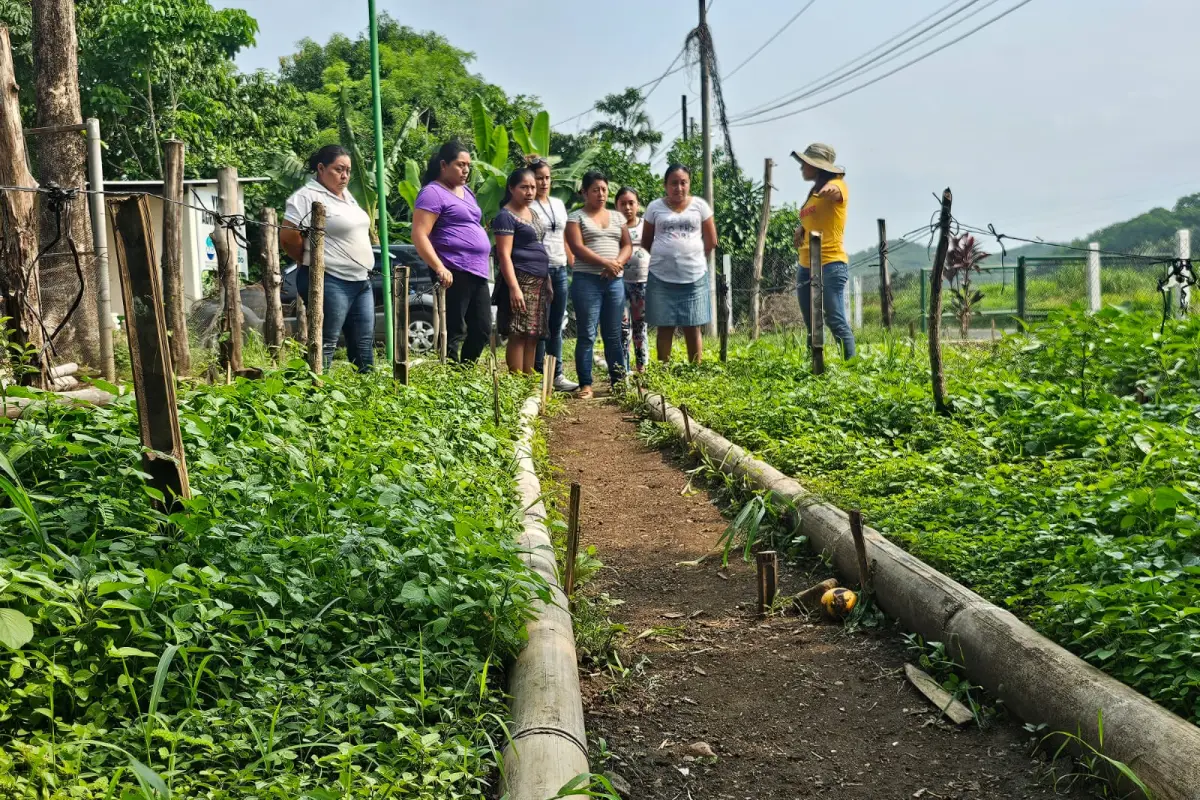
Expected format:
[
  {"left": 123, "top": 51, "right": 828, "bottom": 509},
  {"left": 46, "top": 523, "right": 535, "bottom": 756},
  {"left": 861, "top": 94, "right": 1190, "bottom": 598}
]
[{"left": 224, "top": 0, "right": 1200, "bottom": 252}]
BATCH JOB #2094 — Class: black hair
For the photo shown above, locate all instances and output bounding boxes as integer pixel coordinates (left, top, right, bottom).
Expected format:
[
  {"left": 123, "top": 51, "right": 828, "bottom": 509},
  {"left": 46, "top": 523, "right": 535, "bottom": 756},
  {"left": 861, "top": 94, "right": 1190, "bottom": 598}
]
[
  {"left": 307, "top": 144, "right": 351, "bottom": 173},
  {"left": 501, "top": 166, "right": 537, "bottom": 208},
  {"left": 615, "top": 186, "right": 639, "bottom": 203},
  {"left": 581, "top": 171, "right": 608, "bottom": 194},
  {"left": 805, "top": 168, "right": 846, "bottom": 202},
  {"left": 664, "top": 163, "right": 691, "bottom": 182},
  {"left": 529, "top": 158, "right": 552, "bottom": 173},
  {"left": 422, "top": 139, "right": 470, "bottom": 186}
]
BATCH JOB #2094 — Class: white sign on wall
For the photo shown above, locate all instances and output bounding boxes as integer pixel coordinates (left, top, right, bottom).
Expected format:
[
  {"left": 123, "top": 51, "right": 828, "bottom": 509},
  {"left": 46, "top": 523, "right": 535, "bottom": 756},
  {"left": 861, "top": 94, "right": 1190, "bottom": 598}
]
[{"left": 193, "top": 186, "right": 247, "bottom": 276}]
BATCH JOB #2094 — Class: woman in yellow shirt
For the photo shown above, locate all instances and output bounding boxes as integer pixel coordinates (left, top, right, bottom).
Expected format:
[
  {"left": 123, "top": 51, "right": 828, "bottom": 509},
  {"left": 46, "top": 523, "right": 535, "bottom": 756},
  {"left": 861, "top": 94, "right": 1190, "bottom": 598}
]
[{"left": 792, "top": 142, "right": 854, "bottom": 359}]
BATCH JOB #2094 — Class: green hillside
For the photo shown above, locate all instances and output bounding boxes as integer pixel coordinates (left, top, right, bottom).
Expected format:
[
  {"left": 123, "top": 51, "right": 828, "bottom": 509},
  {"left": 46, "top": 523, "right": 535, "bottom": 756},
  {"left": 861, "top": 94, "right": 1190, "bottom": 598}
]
[{"left": 848, "top": 191, "right": 1200, "bottom": 273}]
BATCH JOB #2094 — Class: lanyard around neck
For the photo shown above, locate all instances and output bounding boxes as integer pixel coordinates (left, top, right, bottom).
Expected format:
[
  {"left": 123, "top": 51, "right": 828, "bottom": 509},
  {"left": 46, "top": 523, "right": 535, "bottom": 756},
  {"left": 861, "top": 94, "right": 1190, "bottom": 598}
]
[{"left": 535, "top": 199, "right": 557, "bottom": 232}]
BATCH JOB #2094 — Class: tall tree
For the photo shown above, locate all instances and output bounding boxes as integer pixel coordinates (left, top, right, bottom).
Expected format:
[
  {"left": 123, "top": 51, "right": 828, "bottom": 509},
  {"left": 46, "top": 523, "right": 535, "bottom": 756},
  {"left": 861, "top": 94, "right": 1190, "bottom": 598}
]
[
  {"left": 31, "top": 0, "right": 99, "bottom": 367},
  {"left": 588, "top": 87, "right": 663, "bottom": 159}
]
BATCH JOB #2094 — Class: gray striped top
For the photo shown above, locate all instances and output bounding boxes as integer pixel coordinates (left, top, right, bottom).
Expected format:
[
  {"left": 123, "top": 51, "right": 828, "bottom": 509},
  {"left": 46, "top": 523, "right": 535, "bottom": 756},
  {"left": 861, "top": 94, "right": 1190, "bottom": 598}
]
[{"left": 568, "top": 208, "right": 624, "bottom": 275}]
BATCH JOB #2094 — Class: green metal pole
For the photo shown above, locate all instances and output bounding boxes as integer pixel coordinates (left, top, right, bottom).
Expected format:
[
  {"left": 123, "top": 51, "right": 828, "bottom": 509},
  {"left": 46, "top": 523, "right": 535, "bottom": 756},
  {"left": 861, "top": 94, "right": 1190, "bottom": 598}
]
[{"left": 369, "top": 0, "right": 394, "bottom": 364}]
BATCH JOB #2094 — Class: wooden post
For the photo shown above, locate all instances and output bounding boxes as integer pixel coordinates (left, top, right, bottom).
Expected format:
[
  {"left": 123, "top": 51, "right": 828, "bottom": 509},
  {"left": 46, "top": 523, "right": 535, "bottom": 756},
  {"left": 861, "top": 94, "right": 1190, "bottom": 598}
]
[
  {"left": 294, "top": 295, "right": 309, "bottom": 345},
  {"left": 260, "top": 206, "right": 285, "bottom": 360},
  {"left": 928, "top": 188, "right": 953, "bottom": 416},
  {"left": 750, "top": 158, "right": 773, "bottom": 340},
  {"left": 848, "top": 509, "right": 871, "bottom": 593},
  {"left": 1086, "top": 242, "right": 1101, "bottom": 315},
  {"left": 543, "top": 355, "right": 557, "bottom": 407},
  {"left": 680, "top": 403, "right": 693, "bottom": 444},
  {"left": 394, "top": 265, "right": 410, "bottom": 384},
  {"left": 809, "top": 232, "right": 825, "bottom": 375},
  {"left": 431, "top": 284, "right": 443, "bottom": 360},
  {"left": 489, "top": 319, "right": 500, "bottom": 425},
  {"left": 717, "top": 270, "right": 729, "bottom": 363},
  {"left": 756, "top": 550, "right": 778, "bottom": 615},
  {"left": 307, "top": 201, "right": 326, "bottom": 374},
  {"left": 161, "top": 140, "right": 190, "bottom": 374},
  {"left": 215, "top": 166, "right": 243, "bottom": 374},
  {"left": 108, "top": 196, "right": 190, "bottom": 508},
  {"left": 438, "top": 285, "right": 448, "bottom": 363},
  {"left": 564, "top": 482, "right": 582, "bottom": 601},
  {"left": 0, "top": 27, "right": 45, "bottom": 385},
  {"left": 878, "top": 218, "right": 893, "bottom": 330}
]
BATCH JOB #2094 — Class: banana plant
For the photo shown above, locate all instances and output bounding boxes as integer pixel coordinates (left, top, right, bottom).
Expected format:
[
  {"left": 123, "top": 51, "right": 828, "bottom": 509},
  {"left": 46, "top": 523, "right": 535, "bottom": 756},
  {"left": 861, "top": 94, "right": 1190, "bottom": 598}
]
[
  {"left": 513, "top": 109, "right": 600, "bottom": 208},
  {"left": 468, "top": 95, "right": 512, "bottom": 222}
]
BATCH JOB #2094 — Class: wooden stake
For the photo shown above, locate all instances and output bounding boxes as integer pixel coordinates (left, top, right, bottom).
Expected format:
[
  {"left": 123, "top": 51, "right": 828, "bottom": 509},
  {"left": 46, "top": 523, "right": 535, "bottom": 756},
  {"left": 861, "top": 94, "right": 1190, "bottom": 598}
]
[
  {"left": 928, "top": 188, "right": 953, "bottom": 415},
  {"left": 544, "top": 355, "right": 557, "bottom": 407},
  {"left": 294, "top": 294, "right": 308, "bottom": 345},
  {"left": 565, "top": 482, "right": 582, "bottom": 601},
  {"left": 161, "top": 140, "right": 190, "bottom": 374},
  {"left": 108, "top": 195, "right": 190, "bottom": 509},
  {"left": 756, "top": 550, "right": 778, "bottom": 615},
  {"left": 718, "top": 258, "right": 729, "bottom": 363},
  {"left": 848, "top": 509, "right": 872, "bottom": 593},
  {"left": 307, "top": 201, "right": 326, "bottom": 375},
  {"left": 680, "top": 403, "right": 693, "bottom": 444},
  {"left": 878, "top": 218, "right": 893, "bottom": 330},
  {"left": 260, "top": 206, "right": 285, "bottom": 361},
  {"left": 394, "top": 265, "right": 410, "bottom": 384},
  {"left": 809, "top": 232, "right": 825, "bottom": 375},
  {"left": 750, "top": 158, "right": 773, "bottom": 340},
  {"left": 489, "top": 320, "right": 500, "bottom": 426},
  {"left": 990, "top": 317, "right": 996, "bottom": 341},
  {"left": 0, "top": 27, "right": 45, "bottom": 385},
  {"left": 431, "top": 284, "right": 443, "bottom": 360},
  {"left": 215, "top": 166, "right": 243, "bottom": 374},
  {"left": 437, "top": 285, "right": 448, "bottom": 364}
]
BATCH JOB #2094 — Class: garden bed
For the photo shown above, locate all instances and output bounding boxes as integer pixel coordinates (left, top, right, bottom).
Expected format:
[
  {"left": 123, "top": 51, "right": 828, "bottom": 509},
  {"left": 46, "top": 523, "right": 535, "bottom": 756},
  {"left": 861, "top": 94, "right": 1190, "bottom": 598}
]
[
  {"left": 0, "top": 364, "right": 542, "bottom": 798},
  {"left": 640, "top": 307, "right": 1200, "bottom": 727}
]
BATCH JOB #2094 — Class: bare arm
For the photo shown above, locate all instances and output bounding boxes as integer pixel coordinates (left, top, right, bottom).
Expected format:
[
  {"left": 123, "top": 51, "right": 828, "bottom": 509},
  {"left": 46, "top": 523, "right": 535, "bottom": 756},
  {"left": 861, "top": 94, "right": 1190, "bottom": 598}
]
[
  {"left": 494, "top": 233, "right": 525, "bottom": 313},
  {"left": 617, "top": 224, "right": 632, "bottom": 266},
  {"left": 702, "top": 217, "right": 718, "bottom": 258},
  {"left": 412, "top": 208, "right": 454, "bottom": 286},
  {"left": 640, "top": 220, "right": 656, "bottom": 254},
  {"left": 564, "top": 235, "right": 575, "bottom": 267},
  {"left": 280, "top": 221, "right": 304, "bottom": 264}
]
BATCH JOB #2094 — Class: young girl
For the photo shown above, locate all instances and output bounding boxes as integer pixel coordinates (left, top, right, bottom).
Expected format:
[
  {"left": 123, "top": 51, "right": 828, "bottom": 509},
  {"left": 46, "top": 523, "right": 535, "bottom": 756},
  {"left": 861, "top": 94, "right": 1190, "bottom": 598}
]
[
  {"left": 616, "top": 187, "right": 650, "bottom": 373},
  {"left": 491, "top": 166, "right": 551, "bottom": 374}
]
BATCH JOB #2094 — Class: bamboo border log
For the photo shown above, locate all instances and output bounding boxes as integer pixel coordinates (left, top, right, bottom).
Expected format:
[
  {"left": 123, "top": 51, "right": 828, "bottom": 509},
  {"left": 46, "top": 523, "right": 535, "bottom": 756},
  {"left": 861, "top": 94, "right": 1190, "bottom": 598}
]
[
  {"left": 641, "top": 393, "right": 1200, "bottom": 800},
  {"left": 501, "top": 394, "right": 588, "bottom": 800}
]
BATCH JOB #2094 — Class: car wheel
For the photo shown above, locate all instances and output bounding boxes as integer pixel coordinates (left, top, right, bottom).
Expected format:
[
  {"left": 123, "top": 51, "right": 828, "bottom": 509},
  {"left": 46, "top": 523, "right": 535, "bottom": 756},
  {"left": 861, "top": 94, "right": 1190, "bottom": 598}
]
[{"left": 409, "top": 308, "right": 436, "bottom": 354}]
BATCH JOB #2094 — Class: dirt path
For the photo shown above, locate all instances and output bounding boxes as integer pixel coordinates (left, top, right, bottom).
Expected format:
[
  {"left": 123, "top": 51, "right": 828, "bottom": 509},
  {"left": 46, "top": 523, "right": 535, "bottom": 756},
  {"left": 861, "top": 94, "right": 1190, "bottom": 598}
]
[{"left": 549, "top": 401, "right": 1083, "bottom": 800}]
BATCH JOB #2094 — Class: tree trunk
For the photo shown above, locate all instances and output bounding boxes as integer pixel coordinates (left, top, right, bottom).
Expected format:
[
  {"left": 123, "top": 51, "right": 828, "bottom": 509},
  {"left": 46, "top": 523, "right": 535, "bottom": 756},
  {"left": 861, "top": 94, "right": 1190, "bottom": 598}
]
[
  {"left": 0, "top": 27, "right": 45, "bottom": 384},
  {"left": 31, "top": 0, "right": 100, "bottom": 369}
]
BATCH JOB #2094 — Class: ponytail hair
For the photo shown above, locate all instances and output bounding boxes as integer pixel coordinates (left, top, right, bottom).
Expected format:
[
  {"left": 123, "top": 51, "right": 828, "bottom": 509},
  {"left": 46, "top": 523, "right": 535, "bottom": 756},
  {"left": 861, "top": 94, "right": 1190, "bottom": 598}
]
[
  {"left": 422, "top": 139, "right": 469, "bottom": 186},
  {"left": 307, "top": 144, "right": 350, "bottom": 173}
]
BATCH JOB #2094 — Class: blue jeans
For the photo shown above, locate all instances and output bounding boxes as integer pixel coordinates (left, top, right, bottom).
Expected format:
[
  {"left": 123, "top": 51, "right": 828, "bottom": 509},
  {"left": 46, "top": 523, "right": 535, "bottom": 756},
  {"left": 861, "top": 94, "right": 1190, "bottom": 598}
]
[
  {"left": 572, "top": 272, "right": 625, "bottom": 387},
  {"left": 797, "top": 261, "right": 856, "bottom": 359},
  {"left": 535, "top": 265, "right": 569, "bottom": 378},
  {"left": 297, "top": 267, "right": 376, "bottom": 372}
]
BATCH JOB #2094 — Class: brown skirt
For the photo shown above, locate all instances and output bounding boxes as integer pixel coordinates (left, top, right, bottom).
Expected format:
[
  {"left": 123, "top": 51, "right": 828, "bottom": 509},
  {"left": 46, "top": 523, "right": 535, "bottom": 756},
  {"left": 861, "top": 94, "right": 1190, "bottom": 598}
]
[{"left": 493, "top": 271, "right": 552, "bottom": 338}]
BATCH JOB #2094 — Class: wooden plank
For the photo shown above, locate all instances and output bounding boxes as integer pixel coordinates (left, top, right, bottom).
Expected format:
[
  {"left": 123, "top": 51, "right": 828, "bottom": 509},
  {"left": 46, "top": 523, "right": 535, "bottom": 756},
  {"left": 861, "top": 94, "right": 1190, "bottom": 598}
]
[
  {"left": 904, "top": 663, "right": 974, "bottom": 726},
  {"left": 108, "top": 195, "right": 190, "bottom": 509}
]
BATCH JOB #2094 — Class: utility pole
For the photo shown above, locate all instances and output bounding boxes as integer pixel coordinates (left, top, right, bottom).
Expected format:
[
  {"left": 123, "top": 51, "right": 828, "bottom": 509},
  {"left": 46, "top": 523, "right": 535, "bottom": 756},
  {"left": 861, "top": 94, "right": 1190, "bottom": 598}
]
[
  {"left": 681, "top": 95, "right": 688, "bottom": 142},
  {"left": 699, "top": 0, "right": 717, "bottom": 337}
]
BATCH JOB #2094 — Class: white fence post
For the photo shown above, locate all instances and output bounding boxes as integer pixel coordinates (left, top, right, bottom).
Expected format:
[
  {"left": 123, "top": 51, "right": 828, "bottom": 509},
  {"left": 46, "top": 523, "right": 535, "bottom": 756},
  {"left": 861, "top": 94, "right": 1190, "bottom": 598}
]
[
  {"left": 852, "top": 275, "right": 863, "bottom": 329},
  {"left": 1086, "top": 242, "right": 1101, "bottom": 314}
]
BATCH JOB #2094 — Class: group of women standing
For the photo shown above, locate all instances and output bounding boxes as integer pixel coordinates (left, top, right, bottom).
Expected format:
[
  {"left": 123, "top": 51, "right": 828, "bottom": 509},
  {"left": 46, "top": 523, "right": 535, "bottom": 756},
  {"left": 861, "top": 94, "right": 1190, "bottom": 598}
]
[
  {"left": 280, "top": 138, "right": 852, "bottom": 382},
  {"left": 409, "top": 140, "right": 719, "bottom": 397}
]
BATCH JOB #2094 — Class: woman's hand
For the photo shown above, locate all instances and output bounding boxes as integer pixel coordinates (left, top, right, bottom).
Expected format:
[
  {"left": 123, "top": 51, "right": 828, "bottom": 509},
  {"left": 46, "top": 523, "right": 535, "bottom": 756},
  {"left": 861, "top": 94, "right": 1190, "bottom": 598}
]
[
  {"left": 817, "top": 183, "right": 843, "bottom": 203},
  {"left": 509, "top": 285, "right": 526, "bottom": 314},
  {"left": 602, "top": 259, "right": 624, "bottom": 280},
  {"left": 793, "top": 225, "right": 806, "bottom": 250},
  {"left": 435, "top": 267, "right": 454, "bottom": 287}
]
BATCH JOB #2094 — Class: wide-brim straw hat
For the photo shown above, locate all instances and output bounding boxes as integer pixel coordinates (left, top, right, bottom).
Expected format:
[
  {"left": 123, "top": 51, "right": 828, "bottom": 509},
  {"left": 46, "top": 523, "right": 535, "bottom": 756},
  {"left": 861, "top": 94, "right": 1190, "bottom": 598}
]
[{"left": 792, "top": 143, "right": 845, "bottom": 175}]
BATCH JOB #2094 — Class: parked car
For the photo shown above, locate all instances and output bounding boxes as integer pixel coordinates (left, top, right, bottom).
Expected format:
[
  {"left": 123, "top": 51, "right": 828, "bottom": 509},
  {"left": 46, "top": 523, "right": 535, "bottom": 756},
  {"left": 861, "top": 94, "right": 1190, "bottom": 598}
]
[{"left": 190, "top": 245, "right": 488, "bottom": 356}]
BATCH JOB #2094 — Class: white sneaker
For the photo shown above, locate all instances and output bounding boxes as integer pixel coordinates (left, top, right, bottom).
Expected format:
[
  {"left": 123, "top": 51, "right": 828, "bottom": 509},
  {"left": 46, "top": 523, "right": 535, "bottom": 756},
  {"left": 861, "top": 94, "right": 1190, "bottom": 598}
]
[{"left": 553, "top": 375, "right": 579, "bottom": 392}]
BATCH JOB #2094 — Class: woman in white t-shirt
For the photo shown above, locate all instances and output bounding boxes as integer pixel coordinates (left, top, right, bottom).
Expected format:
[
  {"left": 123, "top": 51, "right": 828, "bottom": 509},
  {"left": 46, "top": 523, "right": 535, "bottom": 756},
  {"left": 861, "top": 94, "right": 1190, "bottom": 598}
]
[
  {"left": 641, "top": 164, "right": 718, "bottom": 363},
  {"left": 280, "top": 145, "right": 376, "bottom": 372},
  {"left": 529, "top": 159, "right": 578, "bottom": 392}
]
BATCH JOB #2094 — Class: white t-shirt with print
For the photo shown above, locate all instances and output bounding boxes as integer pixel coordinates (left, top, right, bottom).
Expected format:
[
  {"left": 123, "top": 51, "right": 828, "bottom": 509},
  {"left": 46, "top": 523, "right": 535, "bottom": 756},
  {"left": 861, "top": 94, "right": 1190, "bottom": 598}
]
[
  {"left": 643, "top": 197, "right": 714, "bottom": 284},
  {"left": 624, "top": 219, "right": 650, "bottom": 284},
  {"left": 284, "top": 179, "right": 374, "bottom": 282},
  {"left": 531, "top": 196, "right": 570, "bottom": 267}
]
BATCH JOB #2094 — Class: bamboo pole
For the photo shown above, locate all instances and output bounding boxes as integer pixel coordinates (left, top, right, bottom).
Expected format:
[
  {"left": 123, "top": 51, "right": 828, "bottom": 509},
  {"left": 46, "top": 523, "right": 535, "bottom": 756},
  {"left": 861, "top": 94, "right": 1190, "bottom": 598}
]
[{"left": 307, "top": 202, "right": 326, "bottom": 375}]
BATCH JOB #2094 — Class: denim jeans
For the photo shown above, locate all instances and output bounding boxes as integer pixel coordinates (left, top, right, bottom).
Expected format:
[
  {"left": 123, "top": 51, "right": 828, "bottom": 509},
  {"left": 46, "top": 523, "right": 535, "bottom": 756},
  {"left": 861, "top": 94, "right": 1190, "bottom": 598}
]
[
  {"left": 535, "top": 265, "right": 569, "bottom": 378},
  {"left": 572, "top": 272, "right": 625, "bottom": 387},
  {"left": 797, "top": 261, "right": 856, "bottom": 359},
  {"left": 297, "top": 267, "right": 375, "bottom": 372}
]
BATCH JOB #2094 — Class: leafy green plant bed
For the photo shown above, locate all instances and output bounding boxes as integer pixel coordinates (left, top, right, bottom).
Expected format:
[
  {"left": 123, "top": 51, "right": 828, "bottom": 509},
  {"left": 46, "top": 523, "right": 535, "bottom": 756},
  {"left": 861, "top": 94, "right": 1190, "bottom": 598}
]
[
  {"left": 641, "top": 307, "right": 1200, "bottom": 725},
  {"left": 0, "top": 363, "right": 542, "bottom": 798}
]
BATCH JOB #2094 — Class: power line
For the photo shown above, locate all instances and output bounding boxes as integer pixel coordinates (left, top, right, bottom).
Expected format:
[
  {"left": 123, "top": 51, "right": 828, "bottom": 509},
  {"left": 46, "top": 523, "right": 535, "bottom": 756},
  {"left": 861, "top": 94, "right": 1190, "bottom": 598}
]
[
  {"left": 558, "top": 46, "right": 689, "bottom": 127},
  {"left": 732, "top": 0, "right": 976, "bottom": 120},
  {"left": 723, "top": 0, "right": 820, "bottom": 81},
  {"left": 731, "top": 0, "right": 1039, "bottom": 128}
]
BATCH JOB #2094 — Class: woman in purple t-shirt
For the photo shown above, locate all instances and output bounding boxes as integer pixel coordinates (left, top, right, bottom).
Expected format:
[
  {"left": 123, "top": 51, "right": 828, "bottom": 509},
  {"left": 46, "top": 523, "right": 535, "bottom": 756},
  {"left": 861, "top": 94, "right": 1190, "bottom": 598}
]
[{"left": 412, "top": 140, "right": 493, "bottom": 363}]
